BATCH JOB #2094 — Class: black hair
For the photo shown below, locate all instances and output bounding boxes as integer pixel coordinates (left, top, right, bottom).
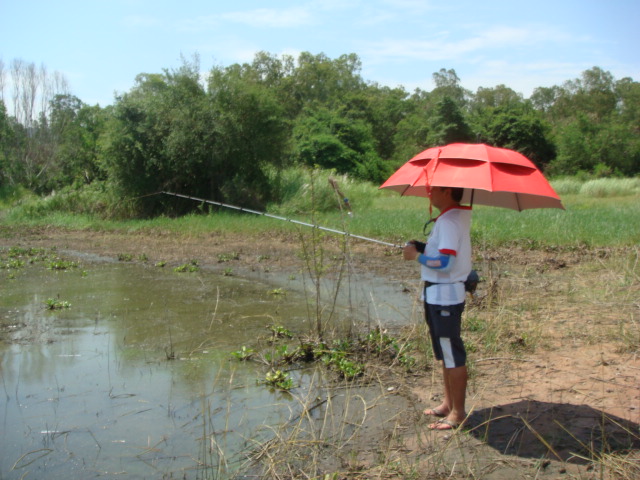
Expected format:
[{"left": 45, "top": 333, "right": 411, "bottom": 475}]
[{"left": 451, "top": 187, "right": 464, "bottom": 203}]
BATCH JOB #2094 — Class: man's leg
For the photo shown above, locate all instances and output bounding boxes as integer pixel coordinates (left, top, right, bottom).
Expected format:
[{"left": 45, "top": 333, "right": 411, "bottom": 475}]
[
  {"left": 424, "top": 303, "right": 467, "bottom": 423},
  {"left": 442, "top": 364, "right": 467, "bottom": 424},
  {"left": 428, "top": 363, "right": 467, "bottom": 429}
]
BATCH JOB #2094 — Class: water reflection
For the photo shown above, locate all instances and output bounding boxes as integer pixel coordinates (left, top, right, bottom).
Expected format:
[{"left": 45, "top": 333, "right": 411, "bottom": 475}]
[{"left": 0, "top": 262, "right": 322, "bottom": 479}]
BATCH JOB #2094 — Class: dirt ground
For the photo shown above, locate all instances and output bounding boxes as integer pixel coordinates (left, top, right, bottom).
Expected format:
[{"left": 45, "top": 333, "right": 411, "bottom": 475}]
[{"left": 2, "top": 226, "right": 639, "bottom": 479}]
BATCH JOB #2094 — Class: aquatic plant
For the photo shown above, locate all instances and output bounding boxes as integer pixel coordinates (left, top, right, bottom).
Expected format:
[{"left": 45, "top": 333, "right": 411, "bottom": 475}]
[
  {"left": 45, "top": 298, "right": 71, "bottom": 310},
  {"left": 47, "top": 259, "right": 79, "bottom": 270},
  {"left": 269, "top": 324, "right": 293, "bottom": 339},
  {"left": 217, "top": 252, "right": 240, "bottom": 262},
  {"left": 335, "top": 357, "right": 364, "bottom": 380},
  {"left": 3, "top": 259, "right": 25, "bottom": 269},
  {"left": 264, "top": 370, "right": 294, "bottom": 391},
  {"left": 174, "top": 261, "right": 200, "bottom": 273},
  {"left": 231, "top": 346, "right": 255, "bottom": 361}
]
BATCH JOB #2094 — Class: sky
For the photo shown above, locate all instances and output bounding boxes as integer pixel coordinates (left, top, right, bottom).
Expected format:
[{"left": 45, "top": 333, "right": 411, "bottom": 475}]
[{"left": 1, "top": 0, "right": 639, "bottom": 108}]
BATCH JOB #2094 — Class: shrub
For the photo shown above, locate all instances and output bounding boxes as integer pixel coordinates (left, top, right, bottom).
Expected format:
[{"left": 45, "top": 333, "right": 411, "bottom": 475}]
[
  {"left": 580, "top": 178, "right": 640, "bottom": 197},
  {"left": 269, "top": 167, "right": 376, "bottom": 215}
]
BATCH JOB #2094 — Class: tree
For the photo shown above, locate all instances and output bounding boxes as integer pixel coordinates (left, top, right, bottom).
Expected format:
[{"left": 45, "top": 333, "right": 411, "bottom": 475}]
[
  {"left": 102, "top": 63, "right": 213, "bottom": 211},
  {"left": 431, "top": 68, "right": 470, "bottom": 106},
  {"left": 291, "top": 105, "right": 389, "bottom": 182},
  {"left": 551, "top": 114, "right": 640, "bottom": 176},
  {"left": 473, "top": 85, "right": 524, "bottom": 111},
  {"left": 284, "top": 52, "right": 365, "bottom": 115},
  {"left": 49, "top": 95, "right": 106, "bottom": 187},
  {"left": 538, "top": 68, "right": 640, "bottom": 175},
  {"left": 2, "top": 59, "right": 71, "bottom": 193},
  {"left": 207, "top": 63, "right": 290, "bottom": 206},
  {"left": 615, "top": 77, "right": 640, "bottom": 129},
  {"left": 427, "top": 96, "right": 474, "bottom": 146},
  {"left": 103, "top": 56, "right": 290, "bottom": 214},
  {"left": 351, "top": 84, "right": 410, "bottom": 162},
  {"left": 530, "top": 86, "right": 563, "bottom": 115},
  {"left": 473, "top": 105, "right": 555, "bottom": 169},
  {"left": 0, "top": 101, "right": 16, "bottom": 185}
]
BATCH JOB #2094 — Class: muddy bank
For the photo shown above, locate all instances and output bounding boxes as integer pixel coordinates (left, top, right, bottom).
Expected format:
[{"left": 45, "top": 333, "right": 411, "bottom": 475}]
[{"left": 1, "top": 226, "right": 639, "bottom": 479}]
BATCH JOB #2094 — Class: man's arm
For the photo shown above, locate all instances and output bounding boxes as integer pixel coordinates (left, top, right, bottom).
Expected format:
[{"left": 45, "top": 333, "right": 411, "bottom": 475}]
[{"left": 417, "top": 250, "right": 456, "bottom": 271}]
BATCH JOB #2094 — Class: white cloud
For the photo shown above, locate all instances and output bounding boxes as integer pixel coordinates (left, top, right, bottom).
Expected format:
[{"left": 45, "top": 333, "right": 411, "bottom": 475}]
[
  {"left": 174, "top": 5, "right": 316, "bottom": 33},
  {"left": 220, "top": 6, "right": 315, "bottom": 28},
  {"left": 360, "top": 23, "right": 583, "bottom": 66}
]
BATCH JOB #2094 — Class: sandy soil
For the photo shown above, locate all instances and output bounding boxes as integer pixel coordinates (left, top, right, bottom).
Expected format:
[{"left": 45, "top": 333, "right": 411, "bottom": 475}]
[{"left": 2, "top": 226, "right": 639, "bottom": 479}]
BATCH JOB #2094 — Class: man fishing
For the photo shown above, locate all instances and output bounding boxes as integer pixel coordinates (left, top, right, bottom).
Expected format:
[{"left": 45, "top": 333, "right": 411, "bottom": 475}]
[{"left": 403, "top": 186, "right": 472, "bottom": 431}]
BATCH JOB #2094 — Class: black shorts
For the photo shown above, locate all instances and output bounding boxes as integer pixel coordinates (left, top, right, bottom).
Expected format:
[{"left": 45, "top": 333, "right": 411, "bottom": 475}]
[{"left": 424, "top": 302, "right": 466, "bottom": 368}]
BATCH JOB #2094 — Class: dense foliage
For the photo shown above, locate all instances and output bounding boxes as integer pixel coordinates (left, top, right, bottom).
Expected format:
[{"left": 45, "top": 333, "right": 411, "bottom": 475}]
[{"left": 1, "top": 54, "right": 638, "bottom": 216}]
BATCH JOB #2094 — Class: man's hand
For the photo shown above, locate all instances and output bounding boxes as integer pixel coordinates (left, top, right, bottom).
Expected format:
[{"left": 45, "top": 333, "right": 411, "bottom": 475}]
[{"left": 403, "top": 242, "right": 418, "bottom": 261}]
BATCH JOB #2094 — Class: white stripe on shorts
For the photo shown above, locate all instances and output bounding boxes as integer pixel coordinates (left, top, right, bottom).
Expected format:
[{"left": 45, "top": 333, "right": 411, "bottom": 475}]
[{"left": 440, "top": 337, "right": 455, "bottom": 368}]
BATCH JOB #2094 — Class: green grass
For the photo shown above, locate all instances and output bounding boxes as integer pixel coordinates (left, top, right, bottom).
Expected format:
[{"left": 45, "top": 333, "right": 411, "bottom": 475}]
[
  {"left": 470, "top": 195, "right": 640, "bottom": 247},
  {"left": 551, "top": 177, "right": 640, "bottom": 197},
  {"left": 1, "top": 175, "right": 639, "bottom": 248},
  {"left": 343, "top": 190, "right": 640, "bottom": 247}
]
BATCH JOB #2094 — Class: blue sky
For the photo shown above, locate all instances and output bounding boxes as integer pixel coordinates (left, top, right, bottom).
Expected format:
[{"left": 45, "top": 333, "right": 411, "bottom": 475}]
[{"left": 1, "top": 0, "right": 638, "bottom": 108}]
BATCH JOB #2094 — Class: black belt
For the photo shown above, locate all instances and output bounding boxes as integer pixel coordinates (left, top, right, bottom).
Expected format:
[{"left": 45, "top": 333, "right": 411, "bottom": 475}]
[{"left": 424, "top": 281, "right": 462, "bottom": 288}]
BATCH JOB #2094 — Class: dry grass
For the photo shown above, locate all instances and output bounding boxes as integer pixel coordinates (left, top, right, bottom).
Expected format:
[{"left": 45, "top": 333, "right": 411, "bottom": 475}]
[{"left": 239, "top": 244, "right": 640, "bottom": 479}]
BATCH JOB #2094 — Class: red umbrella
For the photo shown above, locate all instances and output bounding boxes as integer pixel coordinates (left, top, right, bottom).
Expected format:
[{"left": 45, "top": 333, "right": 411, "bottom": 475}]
[{"left": 380, "top": 143, "right": 564, "bottom": 211}]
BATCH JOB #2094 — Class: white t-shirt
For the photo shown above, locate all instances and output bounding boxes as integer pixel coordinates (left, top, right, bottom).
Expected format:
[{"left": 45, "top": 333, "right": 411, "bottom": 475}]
[{"left": 421, "top": 206, "right": 472, "bottom": 306}]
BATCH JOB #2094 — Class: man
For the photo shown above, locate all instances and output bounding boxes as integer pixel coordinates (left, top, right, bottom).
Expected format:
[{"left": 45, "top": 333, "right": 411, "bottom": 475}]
[{"left": 403, "top": 186, "right": 472, "bottom": 430}]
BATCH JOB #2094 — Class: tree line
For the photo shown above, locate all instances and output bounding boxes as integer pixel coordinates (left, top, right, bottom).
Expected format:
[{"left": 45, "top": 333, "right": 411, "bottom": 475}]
[{"left": 1, "top": 53, "right": 638, "bottom": 215}]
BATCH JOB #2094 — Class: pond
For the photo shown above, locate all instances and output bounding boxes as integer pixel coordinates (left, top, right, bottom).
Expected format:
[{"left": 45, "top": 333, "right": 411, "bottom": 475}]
[{"left": 0, "top": 248, "right": 413, "bottom": 479}]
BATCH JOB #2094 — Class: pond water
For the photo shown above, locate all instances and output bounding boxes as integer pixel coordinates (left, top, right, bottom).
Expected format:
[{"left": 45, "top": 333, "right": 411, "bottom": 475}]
[{"left": 0, "top": 250, "right": 414, "bottom": 479}]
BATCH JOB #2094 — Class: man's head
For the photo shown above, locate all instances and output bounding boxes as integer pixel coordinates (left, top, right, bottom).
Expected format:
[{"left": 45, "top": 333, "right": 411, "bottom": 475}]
[{"left": 429, "top": 186, "right": 464, "bottom": 211}]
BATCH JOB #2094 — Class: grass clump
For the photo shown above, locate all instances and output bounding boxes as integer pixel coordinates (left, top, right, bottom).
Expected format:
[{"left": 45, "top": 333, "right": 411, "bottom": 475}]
[
  {"left": 45, "top": 298, "right": 71, "bottom": 310},
  {"left": 174, "top": 260, "right": 200, "bottom": 273},
  {"left": 579, "top": 177, "right": 640, "bottom": 197},
  {"left": 270, "top": 167, "right": 376, "bottom": 216},
  {"left": 550, "top": 177, "right": 583, "bottom": 195},
  {"left": 4, "top": 182, "right": 138, "bottom": 222},
  {"left": 217, "top": 252, "right": 240, "bottom": 262},
  {"left": 552, "top": 176, "right": 640, "bottom": 197},
  {"left": 47, "top": 259, "right": 79, "bottom": 270}
]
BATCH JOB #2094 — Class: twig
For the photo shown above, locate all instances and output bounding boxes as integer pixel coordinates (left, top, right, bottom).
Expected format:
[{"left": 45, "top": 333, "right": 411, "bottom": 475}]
[
  {"left": 474, "top": 356, "right": 535, "bottom": 364},
  {"left": 589, "top": 376, "right": 640, "bottom": 390},
  {"left": 11, "top": 449, "right": 53, "bottom": 471},
  {"left": 208, "top": 286, "right": 220, "bottom": 331}
]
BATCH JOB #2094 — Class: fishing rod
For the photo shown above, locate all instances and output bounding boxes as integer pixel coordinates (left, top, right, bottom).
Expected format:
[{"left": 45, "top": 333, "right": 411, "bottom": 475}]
[{"left": 158, "top": 191, "right": 403, "bottom": 248}]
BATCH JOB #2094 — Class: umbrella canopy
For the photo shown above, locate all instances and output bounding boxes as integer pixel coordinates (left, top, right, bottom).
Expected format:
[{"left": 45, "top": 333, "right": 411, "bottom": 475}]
[{"left": 380, "top": 143, "right": 564, "bottom": 211}]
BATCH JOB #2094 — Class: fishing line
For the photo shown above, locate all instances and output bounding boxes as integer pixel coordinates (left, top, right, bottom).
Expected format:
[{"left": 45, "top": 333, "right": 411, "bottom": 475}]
[{"left": 155, "top": 191, "right": 404, "bottom": 248}]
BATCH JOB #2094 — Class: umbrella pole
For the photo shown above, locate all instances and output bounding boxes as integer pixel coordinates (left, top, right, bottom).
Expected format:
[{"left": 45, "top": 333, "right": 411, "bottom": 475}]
[{"left": 158, "top": 191, "right": 403, "bottom": 249}]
